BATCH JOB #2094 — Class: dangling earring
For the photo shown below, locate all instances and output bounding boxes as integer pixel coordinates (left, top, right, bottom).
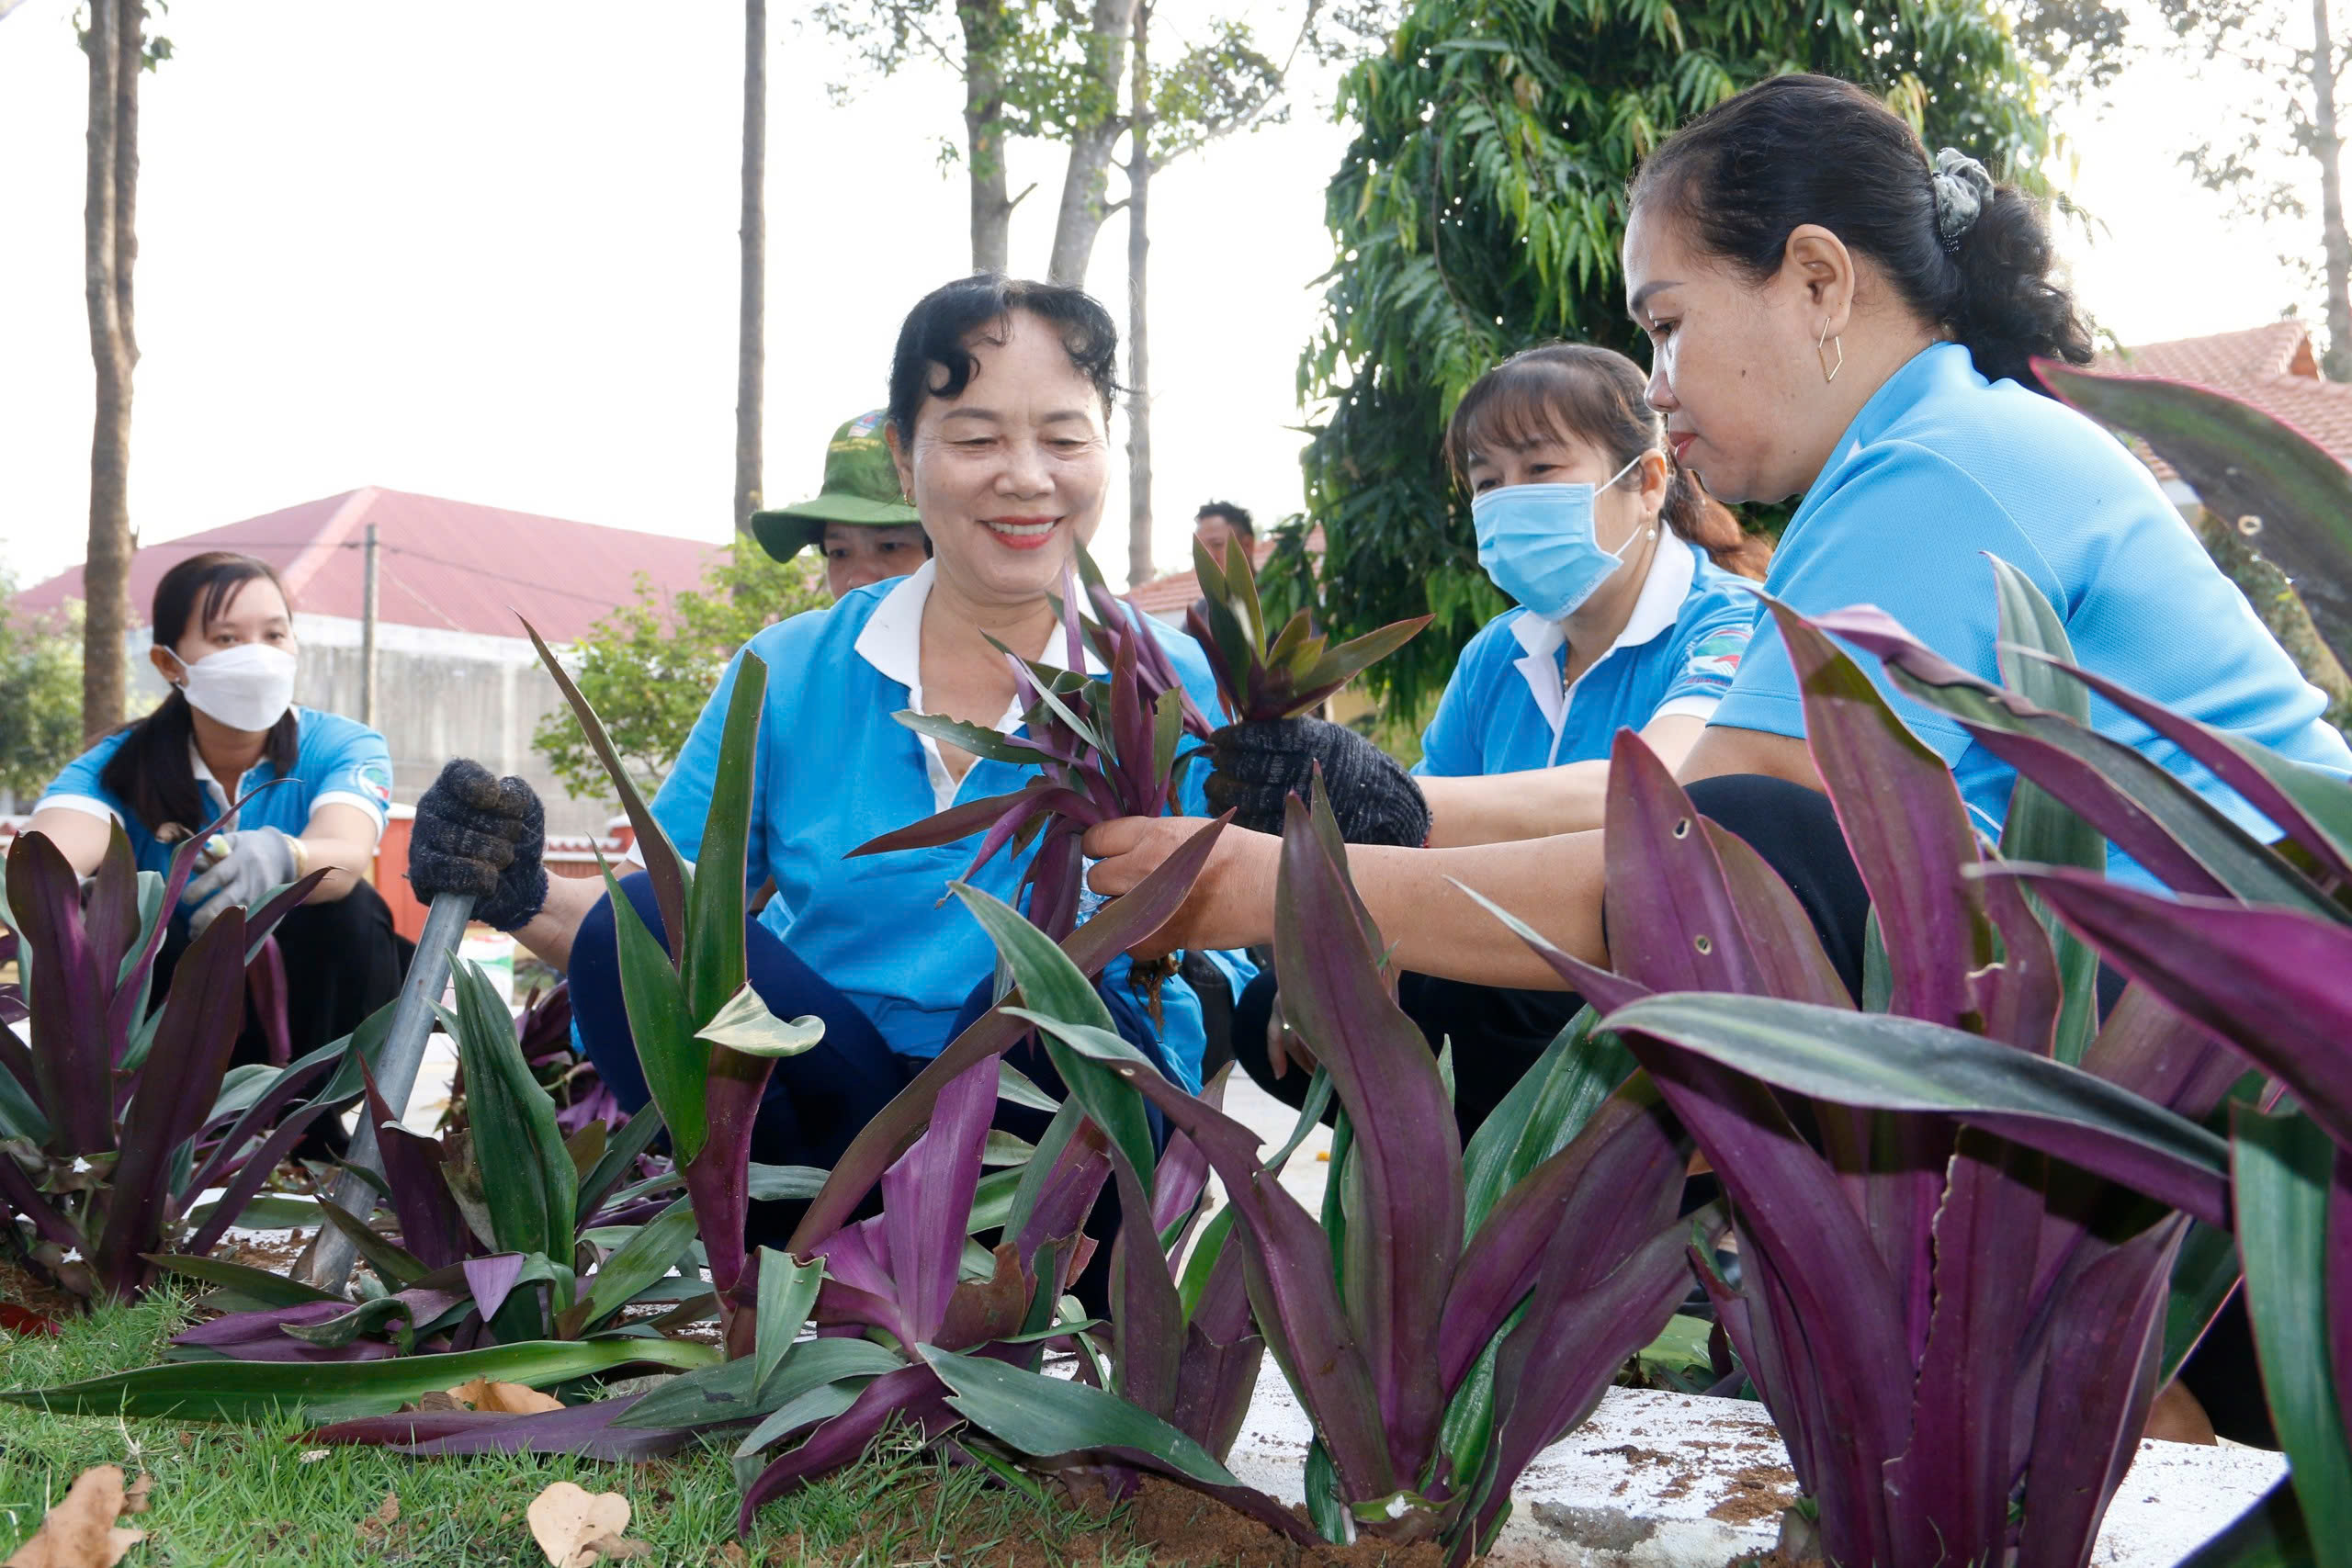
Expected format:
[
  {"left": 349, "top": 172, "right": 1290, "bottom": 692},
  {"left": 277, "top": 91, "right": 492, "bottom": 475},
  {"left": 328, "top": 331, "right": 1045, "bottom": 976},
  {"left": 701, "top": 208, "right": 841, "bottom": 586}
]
[{"left": 1816, "top": 317, "right": 1844, "bottom": 384}]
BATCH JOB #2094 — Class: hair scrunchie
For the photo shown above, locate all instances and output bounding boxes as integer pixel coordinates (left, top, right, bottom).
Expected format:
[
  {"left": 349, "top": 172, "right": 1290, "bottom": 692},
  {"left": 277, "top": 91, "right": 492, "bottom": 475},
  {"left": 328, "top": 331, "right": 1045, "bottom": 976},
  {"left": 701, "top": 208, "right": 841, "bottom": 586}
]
[{"left": 1930, "top": 147, "right": 1996, "bottom": 254}]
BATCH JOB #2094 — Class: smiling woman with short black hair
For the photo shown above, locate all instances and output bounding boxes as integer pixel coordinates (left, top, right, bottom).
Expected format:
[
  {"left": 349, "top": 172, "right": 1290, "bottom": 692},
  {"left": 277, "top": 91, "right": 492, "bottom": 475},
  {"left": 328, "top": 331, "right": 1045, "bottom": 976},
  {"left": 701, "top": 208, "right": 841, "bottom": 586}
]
[{"left": 404, "top": 274, "right": 1243, "bottom": 1247}]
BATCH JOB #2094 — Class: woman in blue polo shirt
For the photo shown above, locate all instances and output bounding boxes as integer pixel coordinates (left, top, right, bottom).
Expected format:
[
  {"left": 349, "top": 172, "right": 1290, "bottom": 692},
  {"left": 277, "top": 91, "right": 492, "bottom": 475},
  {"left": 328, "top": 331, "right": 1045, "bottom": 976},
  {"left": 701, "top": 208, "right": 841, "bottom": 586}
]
[
  {"left": 402, "top": 276, "right": 1235, "bottom": 1247},
  {"left": 1085, "top": 71, "right": 2352, "bottom": 1007},
  {"left": 1216, "top": 344, "right": 1765, "bottom": 1133},
  {"left": 27, "top": 550, "right": 403, "bottom": 1066}
]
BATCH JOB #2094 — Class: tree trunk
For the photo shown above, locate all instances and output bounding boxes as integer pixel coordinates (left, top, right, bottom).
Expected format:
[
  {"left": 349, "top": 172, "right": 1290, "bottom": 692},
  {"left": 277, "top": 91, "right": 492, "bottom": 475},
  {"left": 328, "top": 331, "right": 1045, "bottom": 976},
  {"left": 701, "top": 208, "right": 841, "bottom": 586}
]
[
  {"left": 1125, "top": 1, "right": 1154, "bottom": 587},
  {"left": 1046, "top": 0, "right": 1137, "bottom": 286},
  {"left": 82, "top": 0, "right": 141, "bottom": 744},
  {"left": 2313, "top": 0, "right": 2352, "bottom": 380},
  {"left": 734, "top": 0, "right": 766, "bottom": 538},
  {"left": 960, "top": 0, "right": 1013, "bottom": 274}
]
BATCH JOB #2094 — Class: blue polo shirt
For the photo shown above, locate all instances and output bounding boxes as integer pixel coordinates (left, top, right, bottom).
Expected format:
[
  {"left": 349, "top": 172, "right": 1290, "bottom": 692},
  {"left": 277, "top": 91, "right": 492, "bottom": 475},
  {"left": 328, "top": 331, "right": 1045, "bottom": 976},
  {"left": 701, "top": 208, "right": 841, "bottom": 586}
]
[
  {"left": 650, "top": 561, "right": 1232, "bottom": 1089},
  {"left": 37, "top": 706, "right": 395, "bottom": 877},
  {"left": 1416, "top": 537, "right": 1756, "bottom": 777},
  {"left": 1715, "top": 342, "right": 2352, "bottom": 874}
]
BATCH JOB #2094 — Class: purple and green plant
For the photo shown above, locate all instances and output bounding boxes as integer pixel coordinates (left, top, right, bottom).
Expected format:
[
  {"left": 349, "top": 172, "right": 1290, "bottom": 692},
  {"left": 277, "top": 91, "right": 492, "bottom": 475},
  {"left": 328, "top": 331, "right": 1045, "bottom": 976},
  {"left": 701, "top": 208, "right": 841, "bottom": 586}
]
[
  {"left": 1631, "top": 577, "right": 2352, "bottom": 1563},
  {"left": 940, "top": 788, "right": 1708, "bottom": 1564},
  {"left": 525, "top": 621, "right": 827, "bottom": 1358},
  {"left": 1452, "top": 580, "right": 2257, "bottom": 1567},
  {"left": 1185, "top": 535, "right": 1430, "bottom": 722},
  {"left": 851, "top": 557, "right": 1216, "bottom": 943},
  {"left": 0, "top": 812, "right": 345, "bottom": 1304}
]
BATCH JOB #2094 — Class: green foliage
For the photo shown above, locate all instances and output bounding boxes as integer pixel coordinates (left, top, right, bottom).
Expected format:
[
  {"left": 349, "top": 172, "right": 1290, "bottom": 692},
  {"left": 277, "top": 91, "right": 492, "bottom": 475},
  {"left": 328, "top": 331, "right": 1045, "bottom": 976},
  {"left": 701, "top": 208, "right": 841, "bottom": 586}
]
[
  {"left": 1290, "top": 0, "right": 2061, "bottom": 716},
  {"left": 530, "top": 544, "right": 824, "bottom": 807},
  {"left": 0, "top": 574, "right": 84, "bottom": 802}
]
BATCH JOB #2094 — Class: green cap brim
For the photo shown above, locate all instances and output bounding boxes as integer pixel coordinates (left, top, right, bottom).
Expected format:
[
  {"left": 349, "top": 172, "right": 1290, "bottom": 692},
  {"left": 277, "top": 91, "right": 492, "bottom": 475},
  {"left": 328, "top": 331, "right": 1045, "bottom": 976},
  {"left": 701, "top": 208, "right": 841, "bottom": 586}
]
[{"left": 750, "top": 493, "right": 923, "bottom": 560}]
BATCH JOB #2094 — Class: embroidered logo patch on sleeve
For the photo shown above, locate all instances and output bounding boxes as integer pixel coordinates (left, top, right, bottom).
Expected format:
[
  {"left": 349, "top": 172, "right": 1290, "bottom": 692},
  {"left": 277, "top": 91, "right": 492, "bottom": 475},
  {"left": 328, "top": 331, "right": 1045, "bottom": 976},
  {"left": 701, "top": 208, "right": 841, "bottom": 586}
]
[
  {"left": 1686, "top": 630, "right": 1747, "bottom": 684},
  {"left": 357, "top": 761, "right": 396, "bottom": 807}
]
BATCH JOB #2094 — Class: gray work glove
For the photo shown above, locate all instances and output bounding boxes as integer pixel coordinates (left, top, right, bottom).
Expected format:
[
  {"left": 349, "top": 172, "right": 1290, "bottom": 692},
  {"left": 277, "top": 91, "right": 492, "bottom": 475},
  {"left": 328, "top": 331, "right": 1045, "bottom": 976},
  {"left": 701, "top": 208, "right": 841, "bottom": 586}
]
[
  {"left": 183, "top": 827, "right": 302, "bottom": 935},
  {"left": 408, "top": 759, "right": 548, "bottom": 931},
  {"left": 1204, "top": 716, "right": 1432, "bottom": 848}
]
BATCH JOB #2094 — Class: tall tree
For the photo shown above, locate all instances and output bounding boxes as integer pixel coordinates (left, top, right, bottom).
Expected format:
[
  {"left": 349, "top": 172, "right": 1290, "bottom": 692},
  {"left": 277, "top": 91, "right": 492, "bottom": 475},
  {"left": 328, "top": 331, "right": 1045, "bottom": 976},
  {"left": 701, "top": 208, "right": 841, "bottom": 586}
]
[
  {"left": 1282, "top": 0, "right": 2060, "bottom": 718},
  {"left": 1043, "top": 0, "right": 1139, "bottom": 284},
  {"left": 736, "top": 0, "right": 767, "bottom": 536},
  {"left": 2164, "top": 0, "right": 2352, "bottom": 378},
  {"left": 79, "top": 0, "right": 153, "bottom": 743},
  {"left": 1125, "top": 1, "right": 1154, "bottom": 586},
  {"left": 961, "top": 0, "right": 1017, "bottom": 270}
]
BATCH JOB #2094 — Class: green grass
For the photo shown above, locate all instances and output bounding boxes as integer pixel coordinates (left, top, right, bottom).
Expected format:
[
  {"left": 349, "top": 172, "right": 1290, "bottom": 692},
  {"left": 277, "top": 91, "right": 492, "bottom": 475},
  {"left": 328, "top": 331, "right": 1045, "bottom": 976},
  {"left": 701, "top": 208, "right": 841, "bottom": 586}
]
[{"left": 0, "top": 1288, "right": 1159, "bottom": 1567}]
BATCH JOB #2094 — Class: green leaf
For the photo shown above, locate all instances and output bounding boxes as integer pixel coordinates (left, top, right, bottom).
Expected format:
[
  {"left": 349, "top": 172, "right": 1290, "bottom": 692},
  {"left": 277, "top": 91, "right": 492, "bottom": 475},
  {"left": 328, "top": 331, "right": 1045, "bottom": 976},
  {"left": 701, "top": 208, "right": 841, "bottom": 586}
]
[
  {"left": 449, "top": 956, "right": 577, "bottom": 1259},
  {"left": 997, "top": 1059, "right": 1062, "bottom": 1114},
  {"left": 747, "top": 1164, "right": 829, "bottom": 1201},
  {"left": 682, "top": 652, "right": 768, "bottom": 1028},
  {"left": 695, "top": 982, "right": 826, "bottom": 1058},
  {"left": 582, "top": 1197, "right": 699, "bottom": 1332},
  {"left": 578, "top": 1101, "right": 669, "bottom": 1225},
  {"left": 144, "top": 1253, "right": 339, "bottom": 1308},
  {"left": 953, "top": 880, "right": 1158, "bottom": 1186},
  {"left": 733, "top": 1378, "right": 874, "bottom": 1463},
  {"left": 754, "top": 1249, "right": 825, "bottom": 1396},
  {"left": 1460, "top": 1006, "right": 1629, "bottom": 1235},
  {"left": 894, "top": 710, "right": 1046, "bottom": 766},
  {"left": 1989, "top": 557, "right": 2105, "bottom": 1066},
  {"left": 3, "top": 1337, "right": 717, "bottom": 1422},
  {"left": 617, "top": 1336, "right": 900, "bottom": 1430},
  {"left": 2162, "top": 1222, "right": 2243, "bottom": 1383},
  {"left": 924, "top": 1346, "right": 1243, "bottom": 1487},
  {"left": 604, "top": 859, "right": 707, "bottom": 1162},
  {"left": 2231, "top": 1107, "right": 2352, "bottom": 1566}
]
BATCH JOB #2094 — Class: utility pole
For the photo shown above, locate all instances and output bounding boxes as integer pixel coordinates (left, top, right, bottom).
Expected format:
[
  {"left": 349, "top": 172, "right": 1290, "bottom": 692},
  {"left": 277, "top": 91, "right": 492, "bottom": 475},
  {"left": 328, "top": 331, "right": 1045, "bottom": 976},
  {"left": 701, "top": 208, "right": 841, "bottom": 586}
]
[{"left": 361, "top": 523, "right": 379, "bottom": 726}]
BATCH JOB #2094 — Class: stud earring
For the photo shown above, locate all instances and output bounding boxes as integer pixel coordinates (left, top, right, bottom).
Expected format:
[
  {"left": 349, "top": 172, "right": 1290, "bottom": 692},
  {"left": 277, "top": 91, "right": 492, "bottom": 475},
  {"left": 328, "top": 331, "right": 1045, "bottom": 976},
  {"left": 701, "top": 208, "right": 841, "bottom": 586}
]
[{"left": 1816, "top": 318, "right": 1843, "bottom": 384}]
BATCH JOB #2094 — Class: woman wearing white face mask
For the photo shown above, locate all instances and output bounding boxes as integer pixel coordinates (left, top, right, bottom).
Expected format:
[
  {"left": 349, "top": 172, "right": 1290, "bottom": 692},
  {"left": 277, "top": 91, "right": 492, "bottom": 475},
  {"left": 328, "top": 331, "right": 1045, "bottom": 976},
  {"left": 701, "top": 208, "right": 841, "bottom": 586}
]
[
  {"left": 28, "top": 551, "right": 403, "bottom": 1066},
  {"left": 1213, "top": 344, "right": 1768, "bottom": 1135}
]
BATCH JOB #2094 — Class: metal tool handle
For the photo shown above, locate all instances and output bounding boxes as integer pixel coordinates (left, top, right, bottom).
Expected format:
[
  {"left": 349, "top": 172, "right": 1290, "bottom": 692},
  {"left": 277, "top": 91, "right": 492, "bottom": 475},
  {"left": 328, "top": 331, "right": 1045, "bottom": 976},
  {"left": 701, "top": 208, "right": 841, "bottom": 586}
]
[{"left": 295, "top": 892, "right": 477, "bottom": 1292}]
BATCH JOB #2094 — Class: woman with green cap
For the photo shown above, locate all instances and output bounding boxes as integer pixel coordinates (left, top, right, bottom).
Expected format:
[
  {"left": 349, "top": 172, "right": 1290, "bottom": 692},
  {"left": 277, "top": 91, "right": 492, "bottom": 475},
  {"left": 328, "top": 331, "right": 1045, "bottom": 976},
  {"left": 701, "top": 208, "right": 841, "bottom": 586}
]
[{"left": 752, "top": 410, "right": 933, "bottom": 599}]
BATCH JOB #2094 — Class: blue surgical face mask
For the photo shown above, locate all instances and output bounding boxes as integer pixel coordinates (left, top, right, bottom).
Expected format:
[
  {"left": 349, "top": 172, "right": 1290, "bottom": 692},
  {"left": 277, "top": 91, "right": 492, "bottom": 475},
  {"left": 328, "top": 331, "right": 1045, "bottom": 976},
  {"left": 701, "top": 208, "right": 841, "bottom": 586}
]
[{"left": 1470, "top": 456, "right": 1649, "bottom": 621}]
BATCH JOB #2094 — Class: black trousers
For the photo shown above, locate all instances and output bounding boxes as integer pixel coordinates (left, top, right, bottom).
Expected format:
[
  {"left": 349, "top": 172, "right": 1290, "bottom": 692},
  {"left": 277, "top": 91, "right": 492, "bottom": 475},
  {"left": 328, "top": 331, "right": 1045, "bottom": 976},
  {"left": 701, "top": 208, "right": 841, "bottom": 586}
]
[{"left": 153, "top": 878, "right": 408, "bottom": 1071}]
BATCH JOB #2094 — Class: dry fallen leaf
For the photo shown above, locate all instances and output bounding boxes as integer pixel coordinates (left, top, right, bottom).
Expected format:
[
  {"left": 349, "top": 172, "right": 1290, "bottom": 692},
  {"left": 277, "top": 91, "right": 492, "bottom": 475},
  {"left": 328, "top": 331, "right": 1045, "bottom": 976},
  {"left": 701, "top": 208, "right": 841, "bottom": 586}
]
[
  {"left": 297, "top": 1450, "right": 332, "bottom": 1465},
  {"left": 117, "top": 1477, "right": 152, "bottom": 1519},
  {"left": 711, "top": 1546, "right": 749, "bottom": 1568},
  {"left": 526, "top": 1483, "right": 633, "bottom": 1568},
  {"left": 354, "top": 1491, "right": 401, "bottom": 1548},
  {"left": 4, "top": 1464, "right": 148, "bottom": 1568},
  {"left": 583, "top": 1537, "right": 652, "bottom": 1562},
  {"left": 447, "top": 1378, "right": 563, "bottom": 1415}
]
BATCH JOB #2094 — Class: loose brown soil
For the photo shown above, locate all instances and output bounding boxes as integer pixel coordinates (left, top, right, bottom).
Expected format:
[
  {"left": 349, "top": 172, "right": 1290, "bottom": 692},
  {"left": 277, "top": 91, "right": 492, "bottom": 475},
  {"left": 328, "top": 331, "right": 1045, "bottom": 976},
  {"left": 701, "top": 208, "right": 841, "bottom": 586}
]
[
  {"left": 0, "top": 1254, "right": 82, "bottom": 1331},
  {"left": 764, "top": 1477, "right": 1452, "bottom": 1568}
]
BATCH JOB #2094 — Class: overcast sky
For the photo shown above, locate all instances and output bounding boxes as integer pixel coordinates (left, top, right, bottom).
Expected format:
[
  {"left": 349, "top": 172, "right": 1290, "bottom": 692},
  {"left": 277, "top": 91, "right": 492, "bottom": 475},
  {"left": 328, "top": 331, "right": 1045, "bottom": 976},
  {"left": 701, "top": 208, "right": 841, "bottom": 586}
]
[{"left": 0, "top": 1, "right": 2314, "bottom": 599}]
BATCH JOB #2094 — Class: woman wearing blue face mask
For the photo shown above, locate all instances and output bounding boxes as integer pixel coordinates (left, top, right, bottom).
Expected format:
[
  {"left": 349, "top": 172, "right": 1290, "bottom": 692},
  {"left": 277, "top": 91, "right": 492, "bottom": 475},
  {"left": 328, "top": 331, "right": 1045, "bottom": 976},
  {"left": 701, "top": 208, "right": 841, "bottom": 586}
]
[
  {"left": 1211, "top": 344, "right": 1768, "bottom": 1135},
  {"left": 26, "top": 551, "right": 405, "bottom": 1079}
]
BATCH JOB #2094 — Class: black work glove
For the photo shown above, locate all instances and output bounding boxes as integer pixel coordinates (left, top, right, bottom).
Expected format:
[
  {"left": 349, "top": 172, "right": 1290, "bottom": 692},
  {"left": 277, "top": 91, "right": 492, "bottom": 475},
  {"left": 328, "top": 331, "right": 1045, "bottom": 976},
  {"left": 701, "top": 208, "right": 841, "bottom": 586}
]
[
  {"left": 408, "top": 759, "right": 548, "bottom": 931},
  {"left": 1205, "top": 717, "right": 1431, "bottom": 847}
]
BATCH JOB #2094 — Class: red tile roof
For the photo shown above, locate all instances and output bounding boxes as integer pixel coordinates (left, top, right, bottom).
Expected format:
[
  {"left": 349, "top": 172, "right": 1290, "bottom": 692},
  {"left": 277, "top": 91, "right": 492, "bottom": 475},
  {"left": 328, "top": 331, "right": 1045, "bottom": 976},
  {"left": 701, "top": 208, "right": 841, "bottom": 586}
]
[
  {"left": 2092, "top": 321, "right": 2352, "bottom": 484},
  {"left": 1126, "top": 527, "right": 1327, "bottom": 619},
  {"left": 15, "top": 487, "right": 720, "bottom": 644}
]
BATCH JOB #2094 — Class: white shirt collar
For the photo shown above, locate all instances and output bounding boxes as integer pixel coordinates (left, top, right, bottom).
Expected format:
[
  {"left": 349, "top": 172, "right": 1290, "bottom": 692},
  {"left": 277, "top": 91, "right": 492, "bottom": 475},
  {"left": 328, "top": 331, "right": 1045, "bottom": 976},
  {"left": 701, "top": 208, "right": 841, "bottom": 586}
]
[
  {"left": 853, "top": 558, "right": 1110, "bottom": 810},
  {"left": 1507, "top": 536, "right": 1698, "bottom": 762}
]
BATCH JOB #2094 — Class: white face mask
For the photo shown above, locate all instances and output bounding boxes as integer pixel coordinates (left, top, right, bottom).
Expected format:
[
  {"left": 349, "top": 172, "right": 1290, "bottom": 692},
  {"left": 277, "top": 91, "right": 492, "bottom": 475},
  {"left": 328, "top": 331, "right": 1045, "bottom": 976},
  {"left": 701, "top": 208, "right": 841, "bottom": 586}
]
[{"left": 167, "top": 641, "right": 298, "bottom": 732}]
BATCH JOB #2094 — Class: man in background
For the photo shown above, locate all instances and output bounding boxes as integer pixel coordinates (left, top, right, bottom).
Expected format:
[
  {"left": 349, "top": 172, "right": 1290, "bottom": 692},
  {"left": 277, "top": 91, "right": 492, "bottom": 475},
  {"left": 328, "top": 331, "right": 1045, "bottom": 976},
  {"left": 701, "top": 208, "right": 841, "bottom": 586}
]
[
  {"left": 751, "top": 411, "right": 931, "bottom": 600},
  {"left": 1193, "top": 501, "right": 1255, "bottom": 560}
]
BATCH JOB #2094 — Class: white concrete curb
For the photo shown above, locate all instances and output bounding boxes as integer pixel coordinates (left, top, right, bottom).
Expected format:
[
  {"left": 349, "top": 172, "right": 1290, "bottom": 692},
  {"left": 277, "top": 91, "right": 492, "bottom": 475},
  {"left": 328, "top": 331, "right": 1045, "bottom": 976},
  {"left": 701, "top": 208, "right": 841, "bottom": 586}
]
[{"left": 1220, "top": 1360, "right": 2286, "bottom": 1566}]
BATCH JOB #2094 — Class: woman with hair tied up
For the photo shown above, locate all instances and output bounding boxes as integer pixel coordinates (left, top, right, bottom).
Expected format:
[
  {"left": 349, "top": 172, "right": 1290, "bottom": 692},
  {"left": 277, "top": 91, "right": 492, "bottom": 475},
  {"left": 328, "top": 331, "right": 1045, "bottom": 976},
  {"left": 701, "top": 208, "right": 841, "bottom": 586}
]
[
  {"left": 1220, "top": 342, "right": 1769, "bottom": 1136},
  {"left": 1087, "top": 71, "right": 2352, "bottom": 1020}
]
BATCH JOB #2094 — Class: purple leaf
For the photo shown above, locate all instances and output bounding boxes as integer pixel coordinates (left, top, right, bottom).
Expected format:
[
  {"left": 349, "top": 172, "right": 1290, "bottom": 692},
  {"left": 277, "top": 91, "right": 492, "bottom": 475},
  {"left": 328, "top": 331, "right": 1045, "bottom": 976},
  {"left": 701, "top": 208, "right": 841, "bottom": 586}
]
[
  {"left": 1271, "top": 791, "right": 1463, "bottom": 1475},
  {"left": 1104, "top": 1141, "right": 1184, "bottom": 1424},
  {"left": 936, "top": 1242, "right": 1029, "bottom": 1352},
  {"left": 2032, "top": 652, "right": 2352, "bottom": 888},
  {"left": 90, "top": 908, "right": 252, "bottom": 1296},
  {"left": 360, "top": 1053, "right": 469, "bottom": 1271},
  {"left": 788, "top": 818, "right": 1231, "bottom": 1252},
  {"left": 307, "top": 1392, "right": 693, "bottom": 1459},
  {"left": 462, "top": 1255, "right": 529, "bottom": 1324},
  {"left": 174, "top": 1299, "right": 354, "bottom": 1347},
  {"left": 243, "top": 936, "right": 292, "bottom": 1066},
  {"left": 1013, "top": 1123, "right": 1112, "bottom": 1284},
  {"left": 882, "top": 1051, "right": 998, "bottom": 1346},
  {"left": 179, "top": 1100, "right": 347, "bottom": 1259},
  {"left": 848, "top": 783, "right": 1057, "bottom": 859},
  {"left": 737, "top": 1364, "right": 952, "bottom": 1531},
  {"left": 2011, "top": 1216, "right": 2185, "bottom": 1568},
  {"left": 7, "top": 830, "right": 114, "bottom": 1153},
  {"left": 692, "top": 1044, "right": 777, "bottom": 1299},
  {"left": 1438, "top": 1080, "right": 1685, "bottom": 1391},
  {"left": 2079, "top": 983, "right": 2247, "bottom": 1124},
  {"left": 1880, "top": 1134, "right": 2046, "bottom": 1564},
  {"left": 2008, "top": 866, "right": 2352, "bottom": 1149}
]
